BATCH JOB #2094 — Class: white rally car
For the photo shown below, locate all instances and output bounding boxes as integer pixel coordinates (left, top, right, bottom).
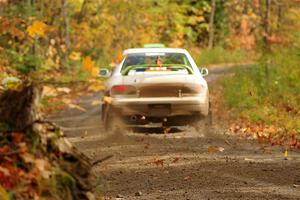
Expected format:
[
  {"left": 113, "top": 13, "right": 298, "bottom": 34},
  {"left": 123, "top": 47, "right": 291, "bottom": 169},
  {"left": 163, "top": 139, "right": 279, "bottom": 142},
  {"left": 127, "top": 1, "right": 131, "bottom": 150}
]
[{"left": 100, "top": 45, "right": 211, "bottom": 130}]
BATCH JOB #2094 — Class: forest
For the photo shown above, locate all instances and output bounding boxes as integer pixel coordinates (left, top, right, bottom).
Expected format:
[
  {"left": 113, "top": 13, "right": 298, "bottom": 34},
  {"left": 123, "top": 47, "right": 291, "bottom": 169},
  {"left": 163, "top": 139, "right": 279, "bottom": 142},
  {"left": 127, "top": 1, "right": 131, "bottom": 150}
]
[{"left": 0, "top": 0, "right": 300, "bottom": 199}]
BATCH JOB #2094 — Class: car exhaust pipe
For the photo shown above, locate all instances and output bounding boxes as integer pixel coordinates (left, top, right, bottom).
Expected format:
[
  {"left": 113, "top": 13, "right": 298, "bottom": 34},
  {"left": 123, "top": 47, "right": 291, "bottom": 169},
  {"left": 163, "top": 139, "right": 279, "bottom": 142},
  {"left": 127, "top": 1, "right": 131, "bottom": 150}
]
[{"left": 130, "top": 115, "right": 137, "bottom": 122}]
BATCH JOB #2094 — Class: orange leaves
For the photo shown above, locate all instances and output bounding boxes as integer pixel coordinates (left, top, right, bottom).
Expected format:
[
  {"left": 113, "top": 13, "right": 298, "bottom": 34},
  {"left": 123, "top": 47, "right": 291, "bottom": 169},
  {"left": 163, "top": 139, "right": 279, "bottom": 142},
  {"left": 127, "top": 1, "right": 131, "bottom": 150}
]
[
  {"left": 150, "top": 157, "right": 182, "bottom": 168},
  {"left": 82, "top": 56, "right": 99, "bottom": 78},
  {"left": 154, "top": 158, "right": 164, "bottom": 168},
  {"left": 207, "top": 146, "right": 225, "bottom": 155},
  {"left": 0, "top": 131, "right": 53, "bottom": 198},
  {"left": 0, "top": 17, "right": 25, "bottom": 40},
  {"left": 100, "top": 165, "right": 108, "bottom": 172},
  {"left": 10, "top": 26, "right": 25, "bottom": 40},
  {"left": 82, "top": 56, "right": 94, "bottom": 72},
  {"left": 26, "top": 21, "right": 48, "bottom": 38},
  {"left": 229, "top": 121, "right": 300, "bottom": 149},
  {"left": 207, "top": 146, "right": 216, "bottom": 154},
  {"left": 163, "top": 127, "right": 170, "bottom": 134},
  {"left": 12, "top": 132, "right": 23, "bottom": 143}
]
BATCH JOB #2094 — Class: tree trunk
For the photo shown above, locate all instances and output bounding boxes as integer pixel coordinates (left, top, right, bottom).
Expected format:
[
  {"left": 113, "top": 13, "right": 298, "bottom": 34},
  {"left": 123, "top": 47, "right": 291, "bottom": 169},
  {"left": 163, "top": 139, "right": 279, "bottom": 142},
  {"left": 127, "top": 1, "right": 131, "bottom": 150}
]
[
  {"left": 262, "top": 0, "right": 272, "bottom": 94},
  {"left": 77, "top": 0, "right": 88, "bottom": 23},
  {"left": 0, "top": 83, "right": 42, "bottom": 131},
  {"left": 208, "top": 0, "right": 216, "bottom": 49},
  {"left": 263, "top": 0, "right": 271, "bottom": 51},
  {"left": 62, "top": 0, "right": 71, "bottom": 50},
  {"left": 0, "top": 83, "right": 98, "bottom": 198}
]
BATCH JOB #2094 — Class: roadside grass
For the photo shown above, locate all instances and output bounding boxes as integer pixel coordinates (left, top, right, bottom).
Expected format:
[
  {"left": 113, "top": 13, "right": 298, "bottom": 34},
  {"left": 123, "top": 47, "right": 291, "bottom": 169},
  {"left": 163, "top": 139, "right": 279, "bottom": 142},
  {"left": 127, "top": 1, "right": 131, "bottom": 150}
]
[
  {"left": 191, "top": 46, "right": 253, "bottom": 66},
  {"left": 221, "top": 48, "right": 300, "bottom": 147}
]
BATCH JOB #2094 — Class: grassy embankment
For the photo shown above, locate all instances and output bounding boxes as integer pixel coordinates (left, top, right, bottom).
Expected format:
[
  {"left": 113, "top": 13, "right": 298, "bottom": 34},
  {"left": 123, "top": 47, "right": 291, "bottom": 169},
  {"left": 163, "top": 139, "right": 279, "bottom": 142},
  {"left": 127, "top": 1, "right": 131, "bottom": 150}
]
[
  {"left": 220, "top": 48, "right": 300, "bottom": 147},
  {"left": 192, "top": 46, "right": 252, "bottom": 66}
]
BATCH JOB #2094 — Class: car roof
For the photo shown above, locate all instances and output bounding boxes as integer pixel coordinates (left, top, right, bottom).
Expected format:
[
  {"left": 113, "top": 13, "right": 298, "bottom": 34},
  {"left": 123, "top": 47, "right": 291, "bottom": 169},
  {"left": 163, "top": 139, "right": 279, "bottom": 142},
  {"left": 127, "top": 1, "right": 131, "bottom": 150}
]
[{"left": 123, "top": 48, "right": 189, "bottom": 55}]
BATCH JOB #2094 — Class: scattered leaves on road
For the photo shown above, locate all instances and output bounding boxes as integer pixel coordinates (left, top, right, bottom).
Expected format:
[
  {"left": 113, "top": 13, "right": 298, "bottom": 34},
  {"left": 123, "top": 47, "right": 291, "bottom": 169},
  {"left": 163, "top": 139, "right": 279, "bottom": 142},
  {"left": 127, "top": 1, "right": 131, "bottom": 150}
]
[
  {"left": 100, "top": 165, "right": 108, "bottom": 172},
  {"left": 144, "top": 143, "right": 150, "bottom": 149},
  {"left": 154, "top": 159, "right": 164, "bottom": 168},
  {"left": 163, "top": 127, "right": 170, "bottom": 134},
  {"left": 172, "top": 157, "right": 180, "bottom": 163},
  {"left": 208, "top": 145, "right": 225, "bottom": 154}
]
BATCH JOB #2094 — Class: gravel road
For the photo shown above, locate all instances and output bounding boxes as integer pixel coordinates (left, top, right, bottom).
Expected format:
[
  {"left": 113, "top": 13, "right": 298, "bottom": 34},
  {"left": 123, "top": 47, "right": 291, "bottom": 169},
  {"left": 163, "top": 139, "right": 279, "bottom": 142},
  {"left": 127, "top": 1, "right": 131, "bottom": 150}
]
[{"left": 49, "top": 67, "right": 300, "bottom": 200}]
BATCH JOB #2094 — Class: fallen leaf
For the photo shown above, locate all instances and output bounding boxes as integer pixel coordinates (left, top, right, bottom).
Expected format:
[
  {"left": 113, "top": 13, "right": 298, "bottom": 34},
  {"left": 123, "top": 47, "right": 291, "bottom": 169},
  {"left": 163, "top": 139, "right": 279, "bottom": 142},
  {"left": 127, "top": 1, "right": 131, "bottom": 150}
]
[
  {"left": 207, "top": 146, "right": 216, "bottom": 154},
  {"left": 183, "top": 176, "right": 191, "bottom": 181},
  {"left": 163, "top": 127, "right": 170, "bottom": 134},
  {"left": 100, "top": 165, "right": 108, "bottom": 172},
  {"left": 144, "top": 143, "right": 150, "bottom": 149},
  {"left": 154, "top": 159, "right": 164, "bottom": 168},
  {"left": 218, "top": 147, "right": 225, "bottom": 152}
]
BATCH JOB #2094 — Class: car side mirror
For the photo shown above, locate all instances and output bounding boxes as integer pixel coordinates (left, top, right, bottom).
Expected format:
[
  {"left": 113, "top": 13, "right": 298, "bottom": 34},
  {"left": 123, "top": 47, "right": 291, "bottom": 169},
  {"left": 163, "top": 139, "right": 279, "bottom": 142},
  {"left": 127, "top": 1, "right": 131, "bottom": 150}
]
[
  {"left": 98, "top": 68, "right": 111, "bottom": 78},
  {"left": 199, "top": 68, "right": 209, "bottom": 77}
]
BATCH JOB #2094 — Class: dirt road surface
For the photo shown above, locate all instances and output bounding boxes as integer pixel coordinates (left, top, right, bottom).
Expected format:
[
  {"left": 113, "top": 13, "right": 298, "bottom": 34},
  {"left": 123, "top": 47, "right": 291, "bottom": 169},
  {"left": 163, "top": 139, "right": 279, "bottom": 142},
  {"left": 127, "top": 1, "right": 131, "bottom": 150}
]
[{"left": 49, "top": 67, "right": 300, "bottom": 200}]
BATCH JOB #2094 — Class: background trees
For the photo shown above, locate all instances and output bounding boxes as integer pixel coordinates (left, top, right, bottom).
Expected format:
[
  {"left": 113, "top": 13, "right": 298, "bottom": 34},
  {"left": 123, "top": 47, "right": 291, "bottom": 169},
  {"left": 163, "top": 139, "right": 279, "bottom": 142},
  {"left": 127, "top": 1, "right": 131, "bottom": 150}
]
[{"left": 1, "top": 0, "right": 299, "bottom": 124}]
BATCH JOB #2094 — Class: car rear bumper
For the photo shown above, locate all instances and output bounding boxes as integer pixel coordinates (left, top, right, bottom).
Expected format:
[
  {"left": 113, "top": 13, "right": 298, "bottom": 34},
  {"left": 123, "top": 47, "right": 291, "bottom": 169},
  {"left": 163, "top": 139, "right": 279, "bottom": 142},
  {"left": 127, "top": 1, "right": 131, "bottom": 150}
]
[{"left": 110, "top": 96, "right": 209, "bottom": 117}]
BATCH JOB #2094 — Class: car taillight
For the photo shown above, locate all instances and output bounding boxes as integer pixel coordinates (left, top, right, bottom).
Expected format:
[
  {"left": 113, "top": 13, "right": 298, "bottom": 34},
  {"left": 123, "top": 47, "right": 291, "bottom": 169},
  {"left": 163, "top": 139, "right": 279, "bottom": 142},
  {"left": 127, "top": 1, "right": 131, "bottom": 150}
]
[
  {"left": 181, "top": 85, "right": 205, "bottom": 95},
  {"left": 110, "top": 85, "right": 136, "bottom": 96}
]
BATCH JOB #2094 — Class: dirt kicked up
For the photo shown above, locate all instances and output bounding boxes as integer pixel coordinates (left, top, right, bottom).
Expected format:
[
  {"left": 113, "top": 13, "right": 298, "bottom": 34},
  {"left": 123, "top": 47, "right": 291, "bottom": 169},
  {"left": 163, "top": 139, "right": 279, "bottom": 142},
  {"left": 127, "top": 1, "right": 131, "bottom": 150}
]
[{"left": 49, "top": 68, "right": 300, "bottom": 200}]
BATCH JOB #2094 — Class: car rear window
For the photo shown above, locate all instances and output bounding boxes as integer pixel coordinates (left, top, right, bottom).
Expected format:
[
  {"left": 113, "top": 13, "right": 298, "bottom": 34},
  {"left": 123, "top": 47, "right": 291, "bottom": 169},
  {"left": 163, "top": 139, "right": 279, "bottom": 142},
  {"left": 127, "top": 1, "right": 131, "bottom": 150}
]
[{"left": 122, "top": 53, "right": 192, "bottom": 71}]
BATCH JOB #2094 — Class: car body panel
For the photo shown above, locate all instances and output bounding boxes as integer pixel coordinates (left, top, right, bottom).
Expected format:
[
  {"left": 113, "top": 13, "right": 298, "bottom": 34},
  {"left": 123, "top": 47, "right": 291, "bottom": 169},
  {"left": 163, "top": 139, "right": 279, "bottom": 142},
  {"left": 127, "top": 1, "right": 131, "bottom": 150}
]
[{"left": 103, "top": 47, "right": 209, "bottom": 124}]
